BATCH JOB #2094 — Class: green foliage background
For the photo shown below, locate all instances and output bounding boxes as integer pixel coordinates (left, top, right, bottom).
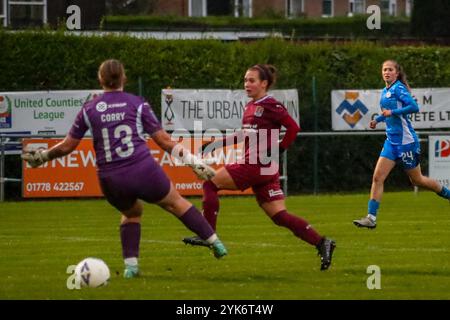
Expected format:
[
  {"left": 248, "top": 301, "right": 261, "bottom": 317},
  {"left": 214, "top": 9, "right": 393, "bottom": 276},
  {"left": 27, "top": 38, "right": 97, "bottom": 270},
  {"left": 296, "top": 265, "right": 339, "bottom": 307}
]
[
  {"left": 411, "top": 0, "right": 450, "bottom": 37},
  {"left": 1, "top": 31, "right": 450, "bottom": 197}
]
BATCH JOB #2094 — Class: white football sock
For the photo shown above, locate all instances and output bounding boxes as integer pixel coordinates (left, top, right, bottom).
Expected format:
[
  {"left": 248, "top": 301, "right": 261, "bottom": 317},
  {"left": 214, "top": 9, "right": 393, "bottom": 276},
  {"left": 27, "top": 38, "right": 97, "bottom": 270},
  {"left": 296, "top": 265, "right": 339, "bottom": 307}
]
[
  {"left": 206, "top": 234, "right": 218, "bottom": 244},
  {"left": 124, "top": 257, "right": 138, "bottom": 267}
]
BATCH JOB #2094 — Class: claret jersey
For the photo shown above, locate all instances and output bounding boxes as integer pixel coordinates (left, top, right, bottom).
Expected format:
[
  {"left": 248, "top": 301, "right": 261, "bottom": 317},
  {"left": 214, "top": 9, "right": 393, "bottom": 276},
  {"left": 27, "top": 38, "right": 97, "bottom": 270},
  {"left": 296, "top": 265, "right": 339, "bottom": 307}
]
[{"left": 241, "top": 95, "right": 290, "bottom": 164}]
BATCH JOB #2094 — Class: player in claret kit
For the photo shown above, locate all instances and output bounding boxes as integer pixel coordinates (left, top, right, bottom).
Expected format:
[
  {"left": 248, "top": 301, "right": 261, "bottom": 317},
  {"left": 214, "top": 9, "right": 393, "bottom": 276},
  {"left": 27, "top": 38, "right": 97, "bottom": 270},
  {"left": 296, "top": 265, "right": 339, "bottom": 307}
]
[
  {"left": 183, "top": 64, "right": 336, "bottom": 271},
  {"left": 21, "top": 59, "right": 227, "bottom": 278}
]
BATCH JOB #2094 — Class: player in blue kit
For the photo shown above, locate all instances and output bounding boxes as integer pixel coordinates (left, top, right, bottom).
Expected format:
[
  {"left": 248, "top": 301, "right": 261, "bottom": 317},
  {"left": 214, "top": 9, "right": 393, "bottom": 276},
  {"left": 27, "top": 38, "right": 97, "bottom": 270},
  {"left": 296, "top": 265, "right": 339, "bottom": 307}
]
[
  {"left": 21, "top": 59, "right": 227, "bottom": 278},
  {"left": 353, "top": 60, "right": 450, "bottom": 229}
]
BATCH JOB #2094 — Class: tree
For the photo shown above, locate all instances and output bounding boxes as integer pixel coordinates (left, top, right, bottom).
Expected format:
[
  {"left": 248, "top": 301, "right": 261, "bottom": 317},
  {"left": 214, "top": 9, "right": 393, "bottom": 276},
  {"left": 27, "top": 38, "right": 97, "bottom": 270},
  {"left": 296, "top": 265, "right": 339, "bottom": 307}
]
[{"left": 411, "top": 0, "right": 450, "bottom": 37}]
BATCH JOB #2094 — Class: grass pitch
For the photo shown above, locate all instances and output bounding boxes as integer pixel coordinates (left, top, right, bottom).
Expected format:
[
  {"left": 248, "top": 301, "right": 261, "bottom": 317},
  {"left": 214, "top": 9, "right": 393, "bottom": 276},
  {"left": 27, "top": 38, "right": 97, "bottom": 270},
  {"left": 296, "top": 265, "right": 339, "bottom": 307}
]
[{"left": 0, "top": 191, "right": 449, "bottom": 300}]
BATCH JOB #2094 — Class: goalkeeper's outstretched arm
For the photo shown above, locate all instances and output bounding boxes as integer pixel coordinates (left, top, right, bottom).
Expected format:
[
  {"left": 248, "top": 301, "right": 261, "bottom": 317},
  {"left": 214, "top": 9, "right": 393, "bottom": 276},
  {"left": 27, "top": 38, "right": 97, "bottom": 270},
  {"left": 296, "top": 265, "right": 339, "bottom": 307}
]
[
  {"left": 22, "top": 134, "right": 81, "bottom": 168},
  {"left": 151, "top": 129, "right": 179, "bottom": 154},
  {"left": 46, "top": 135, "right": 81, "bottom": 160},
  {"left": 151, "top": 129, "right": 200, "bottom": 164},
  {"left": 151, "top": 129, "right": 215, "bottom": 180}
]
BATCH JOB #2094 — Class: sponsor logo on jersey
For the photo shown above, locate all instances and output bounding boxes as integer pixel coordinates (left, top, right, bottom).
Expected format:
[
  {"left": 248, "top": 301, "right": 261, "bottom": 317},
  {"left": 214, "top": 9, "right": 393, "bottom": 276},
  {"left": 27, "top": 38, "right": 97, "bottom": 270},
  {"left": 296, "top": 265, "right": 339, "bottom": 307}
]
[
  {"left": 335, "top": 92, "right": 369, "bottom": 128},
  {"left": 107, "top": 102, "right": 127, "bottom": 108},
  {"left": 96, "top": 101, "right": 108, "bottom": 112},
  {"left": 268, "top": 189, "right": 284, "bottom": 197},
  {"left": 254, "top": 105, "right": 264, "bottom": 117},
  {"left": 243, "top": 124, "right": 258, "bottom": 130}
]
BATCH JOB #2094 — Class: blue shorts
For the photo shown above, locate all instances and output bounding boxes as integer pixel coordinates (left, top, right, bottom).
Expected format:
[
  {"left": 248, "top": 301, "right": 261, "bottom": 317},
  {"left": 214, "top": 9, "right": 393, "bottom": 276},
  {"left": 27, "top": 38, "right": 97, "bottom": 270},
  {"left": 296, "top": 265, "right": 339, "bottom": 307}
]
[{"left": 380, "top": 140, "right": 420, "bottom": 170}]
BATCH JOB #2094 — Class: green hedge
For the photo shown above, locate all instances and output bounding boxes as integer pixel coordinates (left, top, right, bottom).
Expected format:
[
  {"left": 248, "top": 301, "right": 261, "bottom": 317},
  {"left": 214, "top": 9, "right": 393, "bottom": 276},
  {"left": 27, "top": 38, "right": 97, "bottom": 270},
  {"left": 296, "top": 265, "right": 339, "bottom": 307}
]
[
  {"left": 101, "top": 15, "right": 412, "bottom": 39},
  {"left": 1, "top": 31, "right": 450, "bottom": 198},
  {"left": 411, "top": 0, "right": 450, "bottom": 37}
]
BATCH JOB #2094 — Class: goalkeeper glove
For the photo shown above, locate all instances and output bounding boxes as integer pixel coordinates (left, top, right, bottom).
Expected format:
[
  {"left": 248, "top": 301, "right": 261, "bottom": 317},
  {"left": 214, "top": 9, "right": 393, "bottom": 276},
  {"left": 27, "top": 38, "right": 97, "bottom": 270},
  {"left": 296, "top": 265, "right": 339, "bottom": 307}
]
[
  {"left": 172, "top": 144, "right": 216, "bottom": 180},
  {"left": 191, "top": 162, "right": 216, "bottom": 180},
  {"left": 21, "top": 149, "right": 50, "bottom": 168}
]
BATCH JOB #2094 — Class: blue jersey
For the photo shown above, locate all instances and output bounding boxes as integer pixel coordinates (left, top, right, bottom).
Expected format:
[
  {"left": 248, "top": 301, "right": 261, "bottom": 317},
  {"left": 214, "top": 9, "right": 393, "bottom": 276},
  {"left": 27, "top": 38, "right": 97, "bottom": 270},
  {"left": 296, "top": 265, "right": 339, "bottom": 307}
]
[{"left": 377, "top": 80, "right": 419, "bottom": 146}]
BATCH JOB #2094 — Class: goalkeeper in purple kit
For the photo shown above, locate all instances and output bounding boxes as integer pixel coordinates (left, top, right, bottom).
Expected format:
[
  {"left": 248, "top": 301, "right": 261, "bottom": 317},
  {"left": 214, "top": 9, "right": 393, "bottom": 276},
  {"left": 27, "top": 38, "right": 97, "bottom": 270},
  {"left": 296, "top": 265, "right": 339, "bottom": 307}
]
[{"left": 22, "top": 59, "right": 227, "bottom": 278}]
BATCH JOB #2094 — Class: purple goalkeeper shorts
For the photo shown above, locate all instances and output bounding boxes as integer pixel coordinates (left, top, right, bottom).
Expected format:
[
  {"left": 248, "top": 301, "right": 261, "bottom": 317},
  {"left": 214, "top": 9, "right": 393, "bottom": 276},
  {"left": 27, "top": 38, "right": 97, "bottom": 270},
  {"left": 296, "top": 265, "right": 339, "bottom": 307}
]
[{"left": 98, "top": 158, "right": 171, "bottom": 212}]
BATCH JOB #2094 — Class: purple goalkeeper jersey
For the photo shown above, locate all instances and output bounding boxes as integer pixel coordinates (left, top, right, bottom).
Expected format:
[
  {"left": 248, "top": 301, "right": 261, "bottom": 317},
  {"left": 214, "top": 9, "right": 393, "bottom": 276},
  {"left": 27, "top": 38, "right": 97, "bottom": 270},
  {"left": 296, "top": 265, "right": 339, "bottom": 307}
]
[{"left": 69, "top": 91, "right": 162, "bottom": 177}]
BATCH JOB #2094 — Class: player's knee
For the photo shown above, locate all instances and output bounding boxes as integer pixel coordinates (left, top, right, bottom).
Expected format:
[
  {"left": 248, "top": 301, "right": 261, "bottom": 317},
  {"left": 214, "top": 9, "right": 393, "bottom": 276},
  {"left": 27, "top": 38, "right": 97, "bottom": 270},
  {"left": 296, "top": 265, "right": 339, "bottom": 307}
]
[
  {"left": 409, "top": 175, "right": 423, "bottom": 187},
  {"left": 372, "top": 174, "right": 385, "bottom": 185},
  {"left": 162, "top": 195, "right": 191, "bottom": 216},
  {"left": 122, "top": 202, "right": 143, "bottom": 218},
  {"left": 121, "top": 214, "right": 141, "bottom": 225},
  {"left": 159, "top": 201, "right": 178, "bottom": 214},
  {"left": 122, "top": 210, "right": 142, "bottom": 219}
]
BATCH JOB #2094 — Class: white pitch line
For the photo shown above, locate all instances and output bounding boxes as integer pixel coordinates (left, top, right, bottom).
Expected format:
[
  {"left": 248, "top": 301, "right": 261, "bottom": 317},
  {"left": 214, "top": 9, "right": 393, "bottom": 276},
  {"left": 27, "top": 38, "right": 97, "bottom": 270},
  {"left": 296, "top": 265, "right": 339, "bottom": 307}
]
[
  {"left": 0, "top": 235, "right": 448, "bottom": 252},
  {"left": 0, "top": 234, "right": 300, "bottom": 249}
]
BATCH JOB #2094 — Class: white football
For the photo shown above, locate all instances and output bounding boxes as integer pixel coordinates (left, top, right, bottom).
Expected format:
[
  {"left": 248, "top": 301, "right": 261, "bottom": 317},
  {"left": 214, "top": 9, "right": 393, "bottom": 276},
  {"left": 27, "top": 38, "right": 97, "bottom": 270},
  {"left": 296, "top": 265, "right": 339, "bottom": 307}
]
[{"left": 74, "top": 257, "right": 110, "bottom": 288}]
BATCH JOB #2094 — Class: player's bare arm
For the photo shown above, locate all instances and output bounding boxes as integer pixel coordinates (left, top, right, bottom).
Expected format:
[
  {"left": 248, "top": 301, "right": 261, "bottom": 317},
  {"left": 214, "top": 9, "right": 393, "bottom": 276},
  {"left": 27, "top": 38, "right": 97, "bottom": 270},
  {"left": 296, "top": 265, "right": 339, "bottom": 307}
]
[
  {"left": 151, "top": 128, "right": 177, "bottom": 153},
  {"left": 151, "top": 128, "right": 216, "bottom": 180},
  {"left": 22, "top": 135, "right": 80, "bottom": 168},
  {"left": 47, "top": 135, "right": 81, "bottom": 159}
]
